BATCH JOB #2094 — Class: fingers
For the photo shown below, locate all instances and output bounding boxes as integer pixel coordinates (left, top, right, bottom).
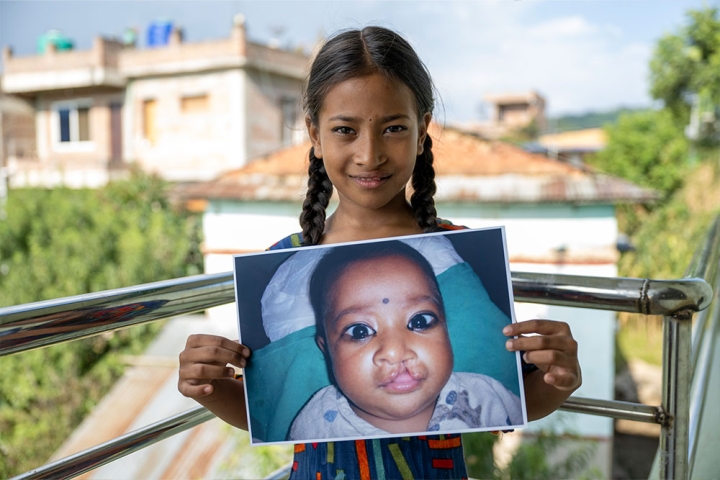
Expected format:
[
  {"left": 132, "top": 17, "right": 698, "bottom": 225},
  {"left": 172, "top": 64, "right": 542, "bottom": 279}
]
[
  {"left": 503, "top": 319, "right": 571, "bottom": 337},
  {"left": 181, "top": 334, "right": 251, "bottom": 369},
  {"left": 503, "top": 319, "right": 582, "bottom": 392},
  {"left": 505, "top": 333, "right": 578, "bottom": 357},
  {"left": 177, "top": 334, "right": 251, "bottom": 400},
  {"left": 543, "top": 369, "right": 581, "bottom": 391}
]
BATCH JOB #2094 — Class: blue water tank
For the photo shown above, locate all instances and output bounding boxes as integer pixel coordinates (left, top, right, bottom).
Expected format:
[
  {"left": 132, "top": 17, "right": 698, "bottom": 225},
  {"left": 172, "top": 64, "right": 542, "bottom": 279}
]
[{"left": 146, "top": 20, "right": 173, "bottom": 47}]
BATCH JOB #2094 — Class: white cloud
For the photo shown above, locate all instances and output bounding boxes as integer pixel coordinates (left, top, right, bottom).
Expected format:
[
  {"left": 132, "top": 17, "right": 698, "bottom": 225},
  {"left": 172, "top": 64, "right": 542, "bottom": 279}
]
[
  {"left": 405, "top": 4, "right": 654, "bottom": 121},
  {"left": 527, "top": 16, "right": 599, "bottom": 39}
]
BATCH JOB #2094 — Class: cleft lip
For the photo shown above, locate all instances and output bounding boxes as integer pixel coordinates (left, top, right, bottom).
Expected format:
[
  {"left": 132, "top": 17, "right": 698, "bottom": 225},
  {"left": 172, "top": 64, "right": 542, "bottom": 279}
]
[{"left": 379, "top": 364, "right": 422, "bottom": 387}]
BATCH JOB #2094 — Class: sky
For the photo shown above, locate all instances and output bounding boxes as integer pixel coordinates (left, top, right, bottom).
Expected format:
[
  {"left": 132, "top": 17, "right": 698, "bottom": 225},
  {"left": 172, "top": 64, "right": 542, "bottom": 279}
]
[{"left": 0, "top": 0, "right": 716, "bottom": 123}]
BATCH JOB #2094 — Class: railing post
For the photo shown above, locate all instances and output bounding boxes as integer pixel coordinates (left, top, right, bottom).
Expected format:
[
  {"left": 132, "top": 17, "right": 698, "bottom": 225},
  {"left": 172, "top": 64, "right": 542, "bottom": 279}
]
[{"left": 660, "top": 310, "right": 693, "bottom": 480}]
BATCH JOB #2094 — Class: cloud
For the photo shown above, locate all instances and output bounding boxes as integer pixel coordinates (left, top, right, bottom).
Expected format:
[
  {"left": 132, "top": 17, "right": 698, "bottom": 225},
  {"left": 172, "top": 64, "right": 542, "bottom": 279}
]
[{"left": 410, "top": 4, "right": 654, "bottom": 120}]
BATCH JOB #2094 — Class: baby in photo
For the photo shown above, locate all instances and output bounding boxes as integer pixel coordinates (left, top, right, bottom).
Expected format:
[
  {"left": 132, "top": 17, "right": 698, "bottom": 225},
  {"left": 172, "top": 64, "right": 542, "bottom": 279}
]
[{"left": 288, "top": 240, "right": 522, "bottom": 441}]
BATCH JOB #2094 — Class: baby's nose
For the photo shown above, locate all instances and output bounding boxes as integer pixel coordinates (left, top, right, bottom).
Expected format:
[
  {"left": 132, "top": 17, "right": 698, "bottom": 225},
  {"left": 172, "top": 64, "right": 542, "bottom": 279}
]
[{"left": 374, "top": 334, "right": 414, "bottom": 364}]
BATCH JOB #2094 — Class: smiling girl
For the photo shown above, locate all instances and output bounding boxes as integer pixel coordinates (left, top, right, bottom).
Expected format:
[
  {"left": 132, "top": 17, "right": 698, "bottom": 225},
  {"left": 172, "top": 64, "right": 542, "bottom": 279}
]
[{"left": 179, "top": 26, "right": 581, "bottom": 479}]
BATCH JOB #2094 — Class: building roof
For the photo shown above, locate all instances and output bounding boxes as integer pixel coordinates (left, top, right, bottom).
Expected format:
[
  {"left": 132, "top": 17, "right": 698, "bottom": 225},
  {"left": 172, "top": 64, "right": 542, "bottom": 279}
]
[
  {"left": 1, "top": 19, "right": 309, "bottom": 95},
  {"left": 180, "top": 123, "right": 655, "bottom": 205},
  {"left": 538, "top": 128, "right": 607, "bottom": 152}
]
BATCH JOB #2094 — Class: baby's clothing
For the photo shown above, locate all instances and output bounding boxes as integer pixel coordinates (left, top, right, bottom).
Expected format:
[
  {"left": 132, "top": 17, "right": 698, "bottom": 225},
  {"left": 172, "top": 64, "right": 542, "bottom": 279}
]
[{"left": 289, "top": 372, "right": 522, "bottom": 441}]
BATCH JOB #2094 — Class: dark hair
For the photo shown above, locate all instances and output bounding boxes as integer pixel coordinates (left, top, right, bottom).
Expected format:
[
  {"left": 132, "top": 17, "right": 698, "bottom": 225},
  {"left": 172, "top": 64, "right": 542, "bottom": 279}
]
[
  {"left": 299, "top": 26, "right": 439, "bottom": 245},
  {"left": 309, "top": 240, "right": 443, "bottom": 341}
]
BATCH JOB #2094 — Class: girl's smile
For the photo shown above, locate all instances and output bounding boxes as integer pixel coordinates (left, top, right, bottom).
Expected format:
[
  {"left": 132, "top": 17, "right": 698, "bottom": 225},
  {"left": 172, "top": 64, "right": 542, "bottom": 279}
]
[{"left": 307, "top": 73, "right": 431, "bottom": 218}]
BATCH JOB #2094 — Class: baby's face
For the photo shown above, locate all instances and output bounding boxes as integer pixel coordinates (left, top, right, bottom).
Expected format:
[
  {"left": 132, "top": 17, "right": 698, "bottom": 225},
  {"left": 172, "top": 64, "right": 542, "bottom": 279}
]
[{"left": 318, "top": 254, "right": 453, "bottom": 433}]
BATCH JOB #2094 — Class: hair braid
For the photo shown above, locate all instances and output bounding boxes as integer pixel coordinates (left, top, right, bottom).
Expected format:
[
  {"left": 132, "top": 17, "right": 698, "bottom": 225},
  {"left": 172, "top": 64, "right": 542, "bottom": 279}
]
[
  {"left": 300, "top": 148, "right": 333, "bottom": 245},
  {"left": 411, "top": 135, "right": 439, "bottom": 232}
]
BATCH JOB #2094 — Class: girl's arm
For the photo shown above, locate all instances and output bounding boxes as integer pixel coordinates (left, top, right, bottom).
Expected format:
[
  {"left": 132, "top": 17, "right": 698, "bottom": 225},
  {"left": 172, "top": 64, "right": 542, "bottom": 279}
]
[
  {"left": 503, "top": 320, "right": 582, "bottom": 421},
  {"left": 178, "top": 334, "right": 251, "bottom": 430}
]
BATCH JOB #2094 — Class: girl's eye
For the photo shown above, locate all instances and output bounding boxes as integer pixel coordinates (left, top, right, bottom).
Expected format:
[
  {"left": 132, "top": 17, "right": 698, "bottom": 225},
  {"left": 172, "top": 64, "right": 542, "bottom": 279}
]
[
  {"left": 385, "top": 125, "right": 407, "bottom": 134},
  {"left": 343, "top": 323, "right": 377, "bottom": 341},
  {"left": 408, "top": 312, "right": 439, "bottom": 331},
  {"left": 332, "top": 126, "right": 355, "bottom": 135}
]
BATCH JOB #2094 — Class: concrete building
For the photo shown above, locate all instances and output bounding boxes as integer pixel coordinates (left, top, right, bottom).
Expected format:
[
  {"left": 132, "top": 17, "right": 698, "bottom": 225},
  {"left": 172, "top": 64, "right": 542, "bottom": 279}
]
[
  {"left": 0, "top": 16, "right": 308, "bottom": 187},
  {"left": 459, "top": 91, "right": 547, "bottom": 140},
  {"left": 181, "top": 123, "right": 655, "bottom": 475},
  {"left": 534, "top": 127, "right": 608, "bottom": 167}
]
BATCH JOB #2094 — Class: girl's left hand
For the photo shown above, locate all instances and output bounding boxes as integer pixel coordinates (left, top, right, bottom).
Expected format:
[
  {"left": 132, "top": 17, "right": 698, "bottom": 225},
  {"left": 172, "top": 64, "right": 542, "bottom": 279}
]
[{"left": 503, "top": 319, "right": 582, "bottom": 392}]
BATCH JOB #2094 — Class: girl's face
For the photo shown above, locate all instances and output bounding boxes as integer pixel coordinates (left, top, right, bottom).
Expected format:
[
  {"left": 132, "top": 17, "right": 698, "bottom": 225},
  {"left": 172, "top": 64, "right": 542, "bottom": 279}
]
[
  {"left": 307, "top": 73, "right": 431, "bottom": 215},
  {"left": 317, "top": 254, "right": 453, "bottom": 434}
]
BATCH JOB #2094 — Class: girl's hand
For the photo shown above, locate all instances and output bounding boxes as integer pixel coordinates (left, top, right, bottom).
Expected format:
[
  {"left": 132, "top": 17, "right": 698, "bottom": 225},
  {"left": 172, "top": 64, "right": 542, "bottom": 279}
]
[
  {"left": 503, "top": 320, "right": 581, "bottom": 392},
  {"left": 178, "top": 334, "right": 251, "bottom": 399}
]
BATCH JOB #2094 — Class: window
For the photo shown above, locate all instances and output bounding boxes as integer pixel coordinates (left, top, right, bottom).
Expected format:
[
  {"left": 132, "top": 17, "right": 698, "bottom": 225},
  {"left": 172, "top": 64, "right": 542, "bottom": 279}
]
[
  {"left": 181, "top": 94, "right": 209, "bottom": 113},
  {"left": 143, "top": 99, "right": 157, "bottom": 145},
  {"left": 280, "top": 97, "right": 298, "bottom": 146},
  {"left": 57, "top": 105, "right": 90, "bottom": 142}
]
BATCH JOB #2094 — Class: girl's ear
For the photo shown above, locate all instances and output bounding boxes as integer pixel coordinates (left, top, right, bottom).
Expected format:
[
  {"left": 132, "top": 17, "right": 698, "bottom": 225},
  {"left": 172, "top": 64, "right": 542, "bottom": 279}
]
[
  {"left": 417, "top": 113, "right": 432, "bottom": 155},
  {"left": 315, "top": 334, "right": 327, "bottom": 354},
  {"left": 306, "top": 116, "right": 323, "bottom": 159}
]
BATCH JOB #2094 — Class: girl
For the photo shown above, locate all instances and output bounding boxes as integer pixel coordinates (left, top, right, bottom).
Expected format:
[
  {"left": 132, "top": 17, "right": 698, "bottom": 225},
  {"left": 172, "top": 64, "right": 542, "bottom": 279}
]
[{"left": 178, "top": 26, "right": 581, "bottom": 479}]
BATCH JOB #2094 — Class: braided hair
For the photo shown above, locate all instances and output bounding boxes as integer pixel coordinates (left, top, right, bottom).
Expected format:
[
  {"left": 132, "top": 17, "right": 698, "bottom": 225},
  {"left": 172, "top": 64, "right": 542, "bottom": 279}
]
[{"left": 300, "top": 26, "right": 439, "bottom": 245}]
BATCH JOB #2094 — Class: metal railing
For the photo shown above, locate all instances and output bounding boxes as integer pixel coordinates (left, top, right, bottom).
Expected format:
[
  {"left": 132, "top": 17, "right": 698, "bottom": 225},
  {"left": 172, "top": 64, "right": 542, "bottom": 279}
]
[{"left": 2, "top": 216, "right": 718, "bottom": 480}]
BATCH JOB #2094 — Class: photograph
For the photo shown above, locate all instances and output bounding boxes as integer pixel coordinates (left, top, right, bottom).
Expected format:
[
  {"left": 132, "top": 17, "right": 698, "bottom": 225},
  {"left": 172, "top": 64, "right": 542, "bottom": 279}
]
[{"left": 234, "top": 227, "right": 528, "bottom": 445}]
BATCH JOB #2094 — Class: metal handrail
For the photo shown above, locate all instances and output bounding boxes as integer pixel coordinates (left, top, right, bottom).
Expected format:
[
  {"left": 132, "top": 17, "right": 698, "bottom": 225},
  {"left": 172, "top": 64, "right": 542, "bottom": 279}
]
[
  {"left": 1, "top": 272, "right": 712, "bottom": 357},
  {"left": 3, "top": 215, "right": 719, "bottom": 480}
]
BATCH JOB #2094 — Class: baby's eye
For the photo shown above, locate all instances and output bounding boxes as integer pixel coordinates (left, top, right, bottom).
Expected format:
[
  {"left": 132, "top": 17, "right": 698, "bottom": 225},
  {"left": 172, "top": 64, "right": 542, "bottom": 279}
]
[
  {"left": 343, "top": 323, "right": 377, "bottom": 341},
  {"left": 408, "top": 312, "right": 439, "bottom": 331}
]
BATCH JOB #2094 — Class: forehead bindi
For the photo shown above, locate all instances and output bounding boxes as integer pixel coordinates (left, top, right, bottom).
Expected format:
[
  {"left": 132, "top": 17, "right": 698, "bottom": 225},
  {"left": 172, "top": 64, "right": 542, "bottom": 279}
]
[
  {"left": 319, "top": 74, "right": 418, "bottom": 123},
  {"left": 327, "top": 255, "right": 438, "bottom": 320}
]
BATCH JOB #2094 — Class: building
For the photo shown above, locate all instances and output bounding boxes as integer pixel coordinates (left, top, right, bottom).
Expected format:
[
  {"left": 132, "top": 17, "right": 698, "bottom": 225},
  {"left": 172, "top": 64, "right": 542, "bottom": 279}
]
[
  {"left": 532, "top": 127, "right": 608, "bottom": 167},
  {"left": 0, "top": 15, "right": 309, "bottom": 187},
  {"left": 181, "top": 123, "right": 655, "bottom": 475},
  {"left": 458, "top": 91, "right": 548, "bottom": 140}
]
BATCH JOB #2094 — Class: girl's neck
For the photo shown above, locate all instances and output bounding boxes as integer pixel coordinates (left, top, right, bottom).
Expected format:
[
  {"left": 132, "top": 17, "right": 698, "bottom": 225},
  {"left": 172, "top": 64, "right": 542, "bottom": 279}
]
[{"left": 321, "top": 200, "right": 422, "bottom": 245}]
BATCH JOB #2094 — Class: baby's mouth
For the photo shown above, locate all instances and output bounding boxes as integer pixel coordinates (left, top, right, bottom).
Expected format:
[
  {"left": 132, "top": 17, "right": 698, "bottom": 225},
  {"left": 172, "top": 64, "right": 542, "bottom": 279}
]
[{"left": 379, "top": 365, "right": 423, "bottom": 393}]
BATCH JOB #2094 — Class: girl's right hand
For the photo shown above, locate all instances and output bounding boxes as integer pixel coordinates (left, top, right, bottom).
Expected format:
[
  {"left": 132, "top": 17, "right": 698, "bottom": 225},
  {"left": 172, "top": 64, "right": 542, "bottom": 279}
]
[{"left": 178, "top": 334, "right": 251, "bottom": 400}]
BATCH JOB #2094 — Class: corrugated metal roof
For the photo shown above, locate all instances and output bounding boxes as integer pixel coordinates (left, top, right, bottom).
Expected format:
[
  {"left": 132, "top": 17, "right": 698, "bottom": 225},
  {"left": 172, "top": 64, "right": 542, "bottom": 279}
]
[{"left": 178, "top": 124, "right": 656, "bottom": 204}]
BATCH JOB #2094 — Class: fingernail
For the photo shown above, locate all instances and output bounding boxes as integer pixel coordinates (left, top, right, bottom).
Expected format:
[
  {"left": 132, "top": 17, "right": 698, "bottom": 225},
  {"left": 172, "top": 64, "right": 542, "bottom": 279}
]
[
  {"left": 503, "top": 326, "right": 512, "bottom": 335},
  {"left": 523, "top": 353, "right": 529, "bottom": 362},
  {"left": 505, "top": 339, "right": 514, "bottom": 350},
  {"left": 242, "top": 347, "right": 250, "bottom": 357},
  {"left": 227, "top": 367, "right": 235, "bottom": 377},
  {"left": 204, "top": 385, "right": 212, "bottom": 394},
  {"left": 239, "top": 358, "right": 246, "bottom": 368}
]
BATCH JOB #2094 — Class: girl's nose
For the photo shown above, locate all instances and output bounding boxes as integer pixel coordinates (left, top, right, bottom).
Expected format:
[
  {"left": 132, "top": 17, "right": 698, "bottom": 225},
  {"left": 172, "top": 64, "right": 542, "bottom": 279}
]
[{"left": 354, "top": 132, "right": 386, "bottom": 168}]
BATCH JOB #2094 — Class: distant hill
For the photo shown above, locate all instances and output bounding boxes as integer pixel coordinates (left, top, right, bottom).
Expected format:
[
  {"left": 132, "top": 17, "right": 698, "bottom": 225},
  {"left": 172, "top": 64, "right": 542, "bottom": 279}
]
[{"left": 549, "top": 107, "right": 647, "bottom": 132}]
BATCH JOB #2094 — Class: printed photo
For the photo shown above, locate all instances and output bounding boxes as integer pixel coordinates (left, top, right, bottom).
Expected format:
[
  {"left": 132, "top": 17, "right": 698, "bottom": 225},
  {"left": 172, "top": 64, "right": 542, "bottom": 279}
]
[{"left": 233, "top": 227, "right": 528, "bottom": 445}]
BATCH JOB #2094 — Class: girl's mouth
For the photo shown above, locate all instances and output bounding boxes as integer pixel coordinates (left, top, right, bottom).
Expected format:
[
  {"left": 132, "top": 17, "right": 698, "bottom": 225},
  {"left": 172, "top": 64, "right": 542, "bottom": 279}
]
[{"left": 350, "top": 174, "right": 391, "bottom": 189}]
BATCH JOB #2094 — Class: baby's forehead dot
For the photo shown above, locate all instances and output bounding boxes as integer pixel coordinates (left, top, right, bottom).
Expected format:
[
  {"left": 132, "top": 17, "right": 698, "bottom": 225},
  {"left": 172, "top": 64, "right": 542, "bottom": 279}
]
[{"left": 382, "top": 298, "right": 389, "bottom": 304}]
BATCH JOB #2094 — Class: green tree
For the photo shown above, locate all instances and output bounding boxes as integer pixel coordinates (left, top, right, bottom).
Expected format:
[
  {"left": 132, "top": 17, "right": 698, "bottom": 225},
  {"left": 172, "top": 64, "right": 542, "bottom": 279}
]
[
  {"left": 650, "top": 7, "right": 720, "bottom": 145},
  {"left": 0, "top": 171, "right": 203, "bottom": 477},
  {"left": 589, "top": 109, "right": 688, "bottom": 199}
]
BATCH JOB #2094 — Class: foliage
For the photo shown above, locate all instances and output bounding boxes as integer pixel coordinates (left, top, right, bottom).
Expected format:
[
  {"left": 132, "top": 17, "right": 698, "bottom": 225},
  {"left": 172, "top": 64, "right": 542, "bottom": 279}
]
[
  {"left": 549, "top": 107, "right": 644, "bottom": 133},
  {"left": 463, "top": 429, "right": 601, "bottom": 480},
  {"left": 0, "top": 171, "right": 203, "bottom": 477},
  {"left": 217, "top": 423, "right": 293, "bottom": 478},
  {"left": 588, "top": 109, "right": 689, "bottom": 201},
  {"left": 650, "top": 6, "right": 720, "bottom": 145}
]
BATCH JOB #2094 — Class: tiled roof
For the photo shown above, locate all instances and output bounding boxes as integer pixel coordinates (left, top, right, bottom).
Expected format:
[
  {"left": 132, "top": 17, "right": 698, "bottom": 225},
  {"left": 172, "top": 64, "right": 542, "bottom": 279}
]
[
  {"left": 538, "top": 128, "right": 607, "bottom": 152},
  {"left": 180, "top": 124, "right": 655, "bottom": 204}
]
